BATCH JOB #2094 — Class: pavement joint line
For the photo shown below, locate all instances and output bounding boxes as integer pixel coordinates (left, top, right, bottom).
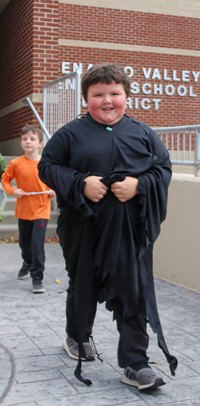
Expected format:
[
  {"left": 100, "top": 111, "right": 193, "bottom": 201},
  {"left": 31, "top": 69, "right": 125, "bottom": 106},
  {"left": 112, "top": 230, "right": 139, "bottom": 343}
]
[{"left": 0, "top": 342, "right": 16, "bottom": 405}]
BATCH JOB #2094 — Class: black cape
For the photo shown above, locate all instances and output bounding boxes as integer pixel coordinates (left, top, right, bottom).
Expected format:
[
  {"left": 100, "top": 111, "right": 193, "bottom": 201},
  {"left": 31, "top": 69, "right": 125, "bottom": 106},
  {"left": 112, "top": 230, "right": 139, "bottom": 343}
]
[{"left": 38, "top": 113, "right": 178, "bottom": 383}]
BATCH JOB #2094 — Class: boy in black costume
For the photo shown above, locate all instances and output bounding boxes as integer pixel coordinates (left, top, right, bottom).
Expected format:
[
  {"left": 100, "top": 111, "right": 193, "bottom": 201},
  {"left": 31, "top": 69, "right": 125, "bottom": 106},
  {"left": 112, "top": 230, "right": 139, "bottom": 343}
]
[{"left": 38, "top": 64, "right": 177, "bottom": 390}]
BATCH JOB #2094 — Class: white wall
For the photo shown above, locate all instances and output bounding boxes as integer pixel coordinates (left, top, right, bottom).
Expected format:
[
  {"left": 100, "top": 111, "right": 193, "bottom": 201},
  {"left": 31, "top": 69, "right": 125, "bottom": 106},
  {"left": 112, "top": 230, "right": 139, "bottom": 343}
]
[{"left": 154, "top": 173, "right": 200, "bottom": 292}]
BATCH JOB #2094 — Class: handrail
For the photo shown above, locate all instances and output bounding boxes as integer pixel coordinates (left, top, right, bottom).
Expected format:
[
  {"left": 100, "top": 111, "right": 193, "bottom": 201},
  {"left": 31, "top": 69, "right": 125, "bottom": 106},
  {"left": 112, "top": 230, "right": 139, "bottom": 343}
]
[
  {"left": 154, "top": 124, "right": 200, "bottom": 176},
  {"left": 22, "top": 97, "right": 51, "bottom": 142},
  {"left": 154, "top": 124, "right": 200, "bottom": 132}
]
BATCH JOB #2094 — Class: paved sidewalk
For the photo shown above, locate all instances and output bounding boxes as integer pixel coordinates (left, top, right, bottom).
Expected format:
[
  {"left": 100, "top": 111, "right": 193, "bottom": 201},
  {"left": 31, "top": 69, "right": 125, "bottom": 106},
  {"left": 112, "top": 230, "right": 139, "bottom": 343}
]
[{"left": 0, "top": 242, "right": 200, "bottom": 406}]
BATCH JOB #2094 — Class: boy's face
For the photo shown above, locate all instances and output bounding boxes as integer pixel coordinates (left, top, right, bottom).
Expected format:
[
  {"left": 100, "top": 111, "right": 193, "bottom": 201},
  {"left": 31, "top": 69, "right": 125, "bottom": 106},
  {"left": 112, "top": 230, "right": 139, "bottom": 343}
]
[
  {"left": 87, "top": 82, "right": 127, "bottom": 125},
  {"left": 20, "top": 131, "right": 43, "bottom": 154}
]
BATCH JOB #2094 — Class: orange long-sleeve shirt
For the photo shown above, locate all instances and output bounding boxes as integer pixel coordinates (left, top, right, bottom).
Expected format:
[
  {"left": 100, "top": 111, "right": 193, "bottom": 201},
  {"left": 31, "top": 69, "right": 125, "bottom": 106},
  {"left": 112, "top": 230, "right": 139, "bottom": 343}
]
[{"left": 2, "top": 155, "right": 51, "bottom": 220}]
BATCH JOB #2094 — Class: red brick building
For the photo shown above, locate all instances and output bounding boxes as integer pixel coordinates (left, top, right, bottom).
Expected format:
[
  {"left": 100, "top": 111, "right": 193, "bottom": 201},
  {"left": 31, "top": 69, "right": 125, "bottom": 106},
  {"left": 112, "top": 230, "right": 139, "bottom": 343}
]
[{"left": 0, "top": 0, "right": 200, "bottom": 154}]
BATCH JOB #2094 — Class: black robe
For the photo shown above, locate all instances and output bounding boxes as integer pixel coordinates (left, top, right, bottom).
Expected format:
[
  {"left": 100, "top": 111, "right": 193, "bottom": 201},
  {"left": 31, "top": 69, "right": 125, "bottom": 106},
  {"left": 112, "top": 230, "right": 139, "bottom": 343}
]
[{"left": 38, "top": 113, "right": 178, "bottom": 382}]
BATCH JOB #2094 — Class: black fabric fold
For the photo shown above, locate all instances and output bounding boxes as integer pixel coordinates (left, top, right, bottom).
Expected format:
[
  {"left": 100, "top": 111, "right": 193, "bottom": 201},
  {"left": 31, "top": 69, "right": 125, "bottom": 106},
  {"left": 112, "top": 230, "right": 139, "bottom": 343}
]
[{"left": 139, "top": 245, "right": 178, "bottom": 375}]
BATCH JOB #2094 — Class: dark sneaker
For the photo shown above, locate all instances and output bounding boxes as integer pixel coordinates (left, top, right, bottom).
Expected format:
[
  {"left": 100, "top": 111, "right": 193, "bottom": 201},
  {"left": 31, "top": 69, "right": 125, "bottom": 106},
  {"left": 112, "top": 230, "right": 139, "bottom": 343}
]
[
  {"left": 63, "top": 336, "right": 95, "bottom": 361},
  {"left": 18, "top": 262, "right": 30, "bottom": 280},
  {"left": 121, "top": 365, "right": 166, "bottom": 391},
  {"left": 32, "top": 279, "right": 45, "bottom": 294}
]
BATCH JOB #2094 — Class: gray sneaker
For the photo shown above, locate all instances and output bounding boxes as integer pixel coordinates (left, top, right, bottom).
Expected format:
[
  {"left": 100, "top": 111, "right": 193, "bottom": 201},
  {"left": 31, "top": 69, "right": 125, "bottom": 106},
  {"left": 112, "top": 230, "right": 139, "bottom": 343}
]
[
  {"left": 121, "top": 365, "right": 166, "bottom": 391},
  {"left": 63, "top": 336, "right": 95, "bottom": 361},
  {"left": 18, "top": 262, "right": 30, "bottom": 280},
  {"left": 32, "top": 279, "right": 45, "bottom": 294}
]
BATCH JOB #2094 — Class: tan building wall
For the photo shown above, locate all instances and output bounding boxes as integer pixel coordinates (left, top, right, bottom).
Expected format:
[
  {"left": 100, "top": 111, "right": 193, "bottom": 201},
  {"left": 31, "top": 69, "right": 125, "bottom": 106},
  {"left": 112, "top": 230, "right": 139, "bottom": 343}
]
[{"left": 154, "top": 173, "right": 200, "bottom": 292}]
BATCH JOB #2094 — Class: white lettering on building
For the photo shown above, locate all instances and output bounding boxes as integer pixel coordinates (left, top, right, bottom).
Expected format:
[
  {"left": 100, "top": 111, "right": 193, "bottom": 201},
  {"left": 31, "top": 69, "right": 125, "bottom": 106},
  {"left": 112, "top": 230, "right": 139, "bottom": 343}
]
[{"left": 61, "top": 63, "right": 199, "bottom": 111}]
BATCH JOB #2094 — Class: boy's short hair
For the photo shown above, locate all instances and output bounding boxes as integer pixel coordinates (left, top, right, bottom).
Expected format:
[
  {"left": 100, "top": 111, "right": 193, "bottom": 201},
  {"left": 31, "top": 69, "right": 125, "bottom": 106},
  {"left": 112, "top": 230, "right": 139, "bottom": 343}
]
[
  {"left": 81, "top": 63, "right": 130, "bottom": 102},
  {"left": 20, "top": 124, "right": 43, "bottom": 142}
]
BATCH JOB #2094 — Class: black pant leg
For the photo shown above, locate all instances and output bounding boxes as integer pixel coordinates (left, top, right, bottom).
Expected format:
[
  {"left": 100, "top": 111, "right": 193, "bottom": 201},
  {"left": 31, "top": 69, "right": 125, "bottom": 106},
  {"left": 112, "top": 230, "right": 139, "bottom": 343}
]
[
  {"left": 66, "top": 279, "right": 77, "bottom": 339},
  {"left": 110, "top": 298, "right": 149, "bottom": 368},
  {"left": 30, "top": 219, "right": 47, "bottom": 281},
  {"left": 18, "top": 219, "right": 33, "bottom": 264},
  {"left": 66, "top": 278, "right": 97, "bottom": 341},
  {"left": 57, "top": 215, "right": 97, "bottom": 341}
]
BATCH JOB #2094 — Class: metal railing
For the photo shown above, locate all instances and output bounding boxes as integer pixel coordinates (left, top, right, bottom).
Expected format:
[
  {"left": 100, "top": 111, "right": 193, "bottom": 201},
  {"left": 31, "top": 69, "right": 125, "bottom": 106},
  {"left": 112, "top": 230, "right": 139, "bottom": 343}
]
[
  {"left": 23, "top": 97, "right": 51, "bottom": 143},
  {"left": 43, "top": 71, "right": 81, "bottom": 142},
  {"left": 154, "top": 124, "right": 200, "bottom": 176}
]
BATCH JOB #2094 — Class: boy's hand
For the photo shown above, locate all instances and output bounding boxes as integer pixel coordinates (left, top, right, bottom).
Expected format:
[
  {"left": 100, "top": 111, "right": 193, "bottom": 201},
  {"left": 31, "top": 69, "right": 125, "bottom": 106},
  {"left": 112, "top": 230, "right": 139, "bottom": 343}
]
[
  {"left": 13, "top": 188, "right": 27, "bottom": 198},
  {"left": 48, "top": 189, "right": 56, "bottom": 198},
  {"left": 111, "top": 176, "right": 138, "bottom": 202},
  {"left": 84, "top": 176, "right": 108, "bottom": 202}
]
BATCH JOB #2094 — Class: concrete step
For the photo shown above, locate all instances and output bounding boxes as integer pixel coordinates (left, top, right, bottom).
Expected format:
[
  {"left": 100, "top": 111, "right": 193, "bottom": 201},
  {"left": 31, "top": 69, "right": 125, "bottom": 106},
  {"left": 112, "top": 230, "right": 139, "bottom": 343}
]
[
  {"left": 1, "top": 211, "right": 18, "bottom": 224},
  {"left": 3, "top": 197, "right": 15, "bottom": 210},
  {"left": 0, "top": 196, "right": 58, "bottom": 239},
  {"left": 1, "top": 210, "right": 58, "bottom": 225},
  {"left": 0, "top": 223, "right": 58, "bottom": 240}
]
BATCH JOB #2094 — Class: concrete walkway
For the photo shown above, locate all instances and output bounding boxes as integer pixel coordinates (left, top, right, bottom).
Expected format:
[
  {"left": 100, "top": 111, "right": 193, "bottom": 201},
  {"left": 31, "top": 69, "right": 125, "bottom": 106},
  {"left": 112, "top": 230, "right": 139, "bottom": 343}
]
[{"left": 0, "top": 242, "right": 200, "bottom": 406}]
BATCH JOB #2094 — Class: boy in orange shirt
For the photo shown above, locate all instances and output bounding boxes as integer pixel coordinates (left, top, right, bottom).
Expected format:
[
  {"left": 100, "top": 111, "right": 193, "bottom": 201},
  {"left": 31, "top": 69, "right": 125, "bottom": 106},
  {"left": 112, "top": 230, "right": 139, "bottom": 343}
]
[{"left": 2, "top": 124, "right": 55, "bottom": 293}]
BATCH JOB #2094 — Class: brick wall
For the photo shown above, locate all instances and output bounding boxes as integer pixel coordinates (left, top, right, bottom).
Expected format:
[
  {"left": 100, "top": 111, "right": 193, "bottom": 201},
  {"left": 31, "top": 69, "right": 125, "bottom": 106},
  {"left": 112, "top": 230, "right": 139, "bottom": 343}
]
[
  {"left": 0, "top": 0, "right": 200, "bottom": 150},
  {"left": 58, "top": 4, "right": 200, "bottom": 127},
  {"left": 59, "top": 47, "right": 200, "bottom": 127},
  {"left": 0, "top": 0, "right": 33, "bottom": 108},
  {"left": 32, "top": 0, "right": 59, "bottom": 88},
  {"left": 59, "top": 4, "right": 200, "bottom": 50},
  {"left": 0, "top": 0, "right": 59, "bottom": 145}
]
